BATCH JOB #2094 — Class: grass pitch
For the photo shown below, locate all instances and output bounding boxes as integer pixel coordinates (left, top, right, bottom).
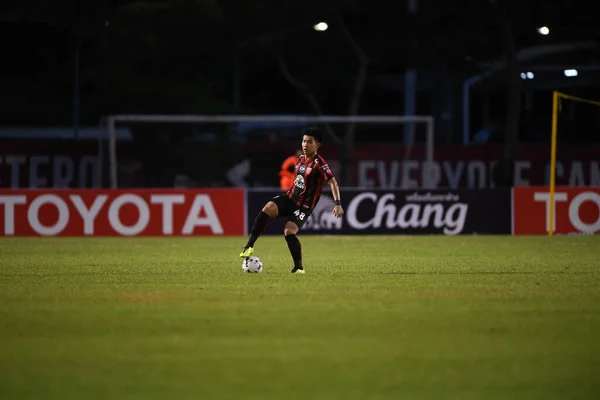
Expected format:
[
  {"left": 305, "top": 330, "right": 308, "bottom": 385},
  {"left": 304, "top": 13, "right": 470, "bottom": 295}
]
[{"left": 1, "top": 235, "right": 599, "bottom": 399}]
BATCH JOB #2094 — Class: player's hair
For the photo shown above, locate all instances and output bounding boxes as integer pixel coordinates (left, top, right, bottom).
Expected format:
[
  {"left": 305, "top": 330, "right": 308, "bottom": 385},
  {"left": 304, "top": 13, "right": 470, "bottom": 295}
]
[{"left": 301, "top": 126, "right": 322, "bottom": 143}]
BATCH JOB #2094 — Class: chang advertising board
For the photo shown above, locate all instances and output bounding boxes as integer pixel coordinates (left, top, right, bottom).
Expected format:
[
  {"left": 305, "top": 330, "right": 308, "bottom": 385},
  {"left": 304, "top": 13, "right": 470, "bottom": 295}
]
[{"left": 246, "top": 189, "right": 511, "bottom": 235}]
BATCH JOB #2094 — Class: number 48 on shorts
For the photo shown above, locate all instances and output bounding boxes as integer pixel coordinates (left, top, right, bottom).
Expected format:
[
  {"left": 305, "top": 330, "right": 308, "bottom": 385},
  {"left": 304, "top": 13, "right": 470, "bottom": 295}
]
[{"left": 293, "top": 209, "right": 307, "bottom": 221}]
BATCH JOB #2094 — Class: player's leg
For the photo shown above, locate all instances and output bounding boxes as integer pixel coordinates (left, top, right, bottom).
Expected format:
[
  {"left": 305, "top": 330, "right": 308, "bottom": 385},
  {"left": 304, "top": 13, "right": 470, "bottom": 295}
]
[
  {"left": 284, "top": 205, "right": 310, "bottom": 273},
  {"left": 284, "top": 221, "right": 304, "bottom": 273},
  {"left": 239, "top": 198, "right": 280, "bottom": 258}
]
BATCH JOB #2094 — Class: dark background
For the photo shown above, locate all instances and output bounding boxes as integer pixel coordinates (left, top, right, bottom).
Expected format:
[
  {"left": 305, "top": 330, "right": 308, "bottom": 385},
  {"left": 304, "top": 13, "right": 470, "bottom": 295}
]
[{"left": 1, "top": 0, "right": 599, "bottom": 188}]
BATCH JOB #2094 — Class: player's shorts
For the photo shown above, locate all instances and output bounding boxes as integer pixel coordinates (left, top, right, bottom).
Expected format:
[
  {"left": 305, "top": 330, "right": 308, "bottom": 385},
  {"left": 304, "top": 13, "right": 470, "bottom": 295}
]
[{"left": 270, "top": 194, "right": 312, "bottom": 229}]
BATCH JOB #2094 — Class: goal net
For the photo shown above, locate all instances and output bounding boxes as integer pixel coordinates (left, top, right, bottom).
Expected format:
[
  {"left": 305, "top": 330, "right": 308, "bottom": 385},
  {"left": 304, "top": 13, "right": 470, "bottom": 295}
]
[
  {"left": 97, "top": 115, "right": 435, "bottom": 190},
  {"left": 548, "top": 90, "right": 600, "bottom": 235}
]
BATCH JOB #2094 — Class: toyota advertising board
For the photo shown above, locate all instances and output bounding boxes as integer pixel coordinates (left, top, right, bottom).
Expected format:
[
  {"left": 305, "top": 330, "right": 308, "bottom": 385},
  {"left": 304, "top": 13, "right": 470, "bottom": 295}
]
[
  {"left": 246, "top": 189, "right": 511, "bottom": 235},
  {"left": 0, "top": 189, "right": 245, "bottom": 236},
  {"left": 512, "top": 186, "right": 600, "bottom": 235}
]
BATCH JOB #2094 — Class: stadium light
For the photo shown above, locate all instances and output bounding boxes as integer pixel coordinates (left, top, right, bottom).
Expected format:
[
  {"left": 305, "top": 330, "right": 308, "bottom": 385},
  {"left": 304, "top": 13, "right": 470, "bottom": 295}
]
[
  {"left": 313, "top": 22, "right": 328, "bottom": 32},
  {"left": 537, "top": 26, "right": 550, "bottom": 35},
  {"left": 521, "top": 72, "right": 534, "bottom": 79},
  {"left": 564, "top": 69, "right": 578, "bottom": 77}
]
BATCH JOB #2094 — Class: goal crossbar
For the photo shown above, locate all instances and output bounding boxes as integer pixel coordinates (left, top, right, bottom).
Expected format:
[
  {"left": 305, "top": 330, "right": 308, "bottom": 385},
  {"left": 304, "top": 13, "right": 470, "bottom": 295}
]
[{"left": 100, "top": 114, "right": 435, "bottom": 189}]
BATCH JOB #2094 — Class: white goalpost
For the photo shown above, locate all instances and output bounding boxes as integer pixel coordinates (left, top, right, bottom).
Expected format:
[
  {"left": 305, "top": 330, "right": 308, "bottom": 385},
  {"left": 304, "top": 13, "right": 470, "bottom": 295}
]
[{"left": 99, "top": 114, "right": 435, "bottom": 189}]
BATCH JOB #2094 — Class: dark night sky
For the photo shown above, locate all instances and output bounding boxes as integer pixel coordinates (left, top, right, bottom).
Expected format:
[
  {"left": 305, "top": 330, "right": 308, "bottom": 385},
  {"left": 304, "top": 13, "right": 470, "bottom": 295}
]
[{"left": 1, "top": 0, "right": 599, "bottom": 140}]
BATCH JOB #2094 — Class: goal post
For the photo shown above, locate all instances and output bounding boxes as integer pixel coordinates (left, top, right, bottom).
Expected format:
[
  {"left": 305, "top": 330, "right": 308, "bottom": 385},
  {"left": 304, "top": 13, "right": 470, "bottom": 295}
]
[
  {"left": 549, "top": 91, "right": 559, "bottom": 237},
  {"left": 100, "top": 114, "right": 435, "bottom": 189},
  {"left": 548, "top": 91, "right": 600, "bottom": 236}
]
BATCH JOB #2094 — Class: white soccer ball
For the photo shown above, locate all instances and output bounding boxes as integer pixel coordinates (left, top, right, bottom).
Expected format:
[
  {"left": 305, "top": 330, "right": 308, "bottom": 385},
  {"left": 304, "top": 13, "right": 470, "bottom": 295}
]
[{"left": 242, "top": 256, "right": 263, "bottom": 273}]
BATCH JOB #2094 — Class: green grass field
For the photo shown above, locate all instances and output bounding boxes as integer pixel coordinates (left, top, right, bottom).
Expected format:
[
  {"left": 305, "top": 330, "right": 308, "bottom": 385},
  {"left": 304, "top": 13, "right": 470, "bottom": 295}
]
[{"left": 1, "top": 235, "right": 599, "bottom": 399}]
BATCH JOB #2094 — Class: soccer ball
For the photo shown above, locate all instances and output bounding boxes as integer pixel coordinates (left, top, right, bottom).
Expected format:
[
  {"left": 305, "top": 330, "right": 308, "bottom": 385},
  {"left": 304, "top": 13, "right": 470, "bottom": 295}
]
[{"left": 242, "top": 256, "right": 263, "bottom": 273}]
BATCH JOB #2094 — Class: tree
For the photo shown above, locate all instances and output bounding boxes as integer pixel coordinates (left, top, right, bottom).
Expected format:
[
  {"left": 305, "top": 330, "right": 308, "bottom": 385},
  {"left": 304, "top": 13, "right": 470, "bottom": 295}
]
[
  {"left": 0, "top": 0, "right": 232, "bottom": 125},
  {"left": 490, "top": 0, "right": 521, "bottom": 187},
  {"left": 273, "top": 15, "right": 368, "bottom": 186}
]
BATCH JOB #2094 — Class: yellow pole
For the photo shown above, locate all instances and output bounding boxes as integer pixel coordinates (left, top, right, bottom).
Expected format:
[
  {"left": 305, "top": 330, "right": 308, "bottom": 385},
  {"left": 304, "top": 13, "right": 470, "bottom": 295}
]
[{"left": 549, "top": 91, "right": 559, "bottom": 236}]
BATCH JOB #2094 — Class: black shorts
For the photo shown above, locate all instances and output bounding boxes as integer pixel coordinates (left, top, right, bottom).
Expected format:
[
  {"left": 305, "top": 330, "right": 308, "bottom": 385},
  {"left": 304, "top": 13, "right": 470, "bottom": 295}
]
[{"left": 271, "top": 194, "right": 312, "bottom": 228}]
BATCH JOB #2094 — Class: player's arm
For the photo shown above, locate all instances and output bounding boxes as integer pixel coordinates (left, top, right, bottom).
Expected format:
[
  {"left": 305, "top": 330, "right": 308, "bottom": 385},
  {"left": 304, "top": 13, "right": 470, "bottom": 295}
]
[{"left": 328, "top": 177, "right": 344, "bottom": 218}]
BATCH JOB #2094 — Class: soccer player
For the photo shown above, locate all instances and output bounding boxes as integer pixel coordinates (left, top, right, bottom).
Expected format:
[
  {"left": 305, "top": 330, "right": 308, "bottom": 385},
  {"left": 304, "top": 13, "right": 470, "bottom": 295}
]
[{"left": 239, "top": 126, "right": 344, "bottom": 273}]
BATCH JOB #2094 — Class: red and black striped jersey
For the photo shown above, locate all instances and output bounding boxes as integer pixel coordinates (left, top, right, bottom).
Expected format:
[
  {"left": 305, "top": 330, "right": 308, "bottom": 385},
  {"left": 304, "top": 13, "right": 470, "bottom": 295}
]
[{"left": 285, "top": 154, "right": 335, "bottom": 212}]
